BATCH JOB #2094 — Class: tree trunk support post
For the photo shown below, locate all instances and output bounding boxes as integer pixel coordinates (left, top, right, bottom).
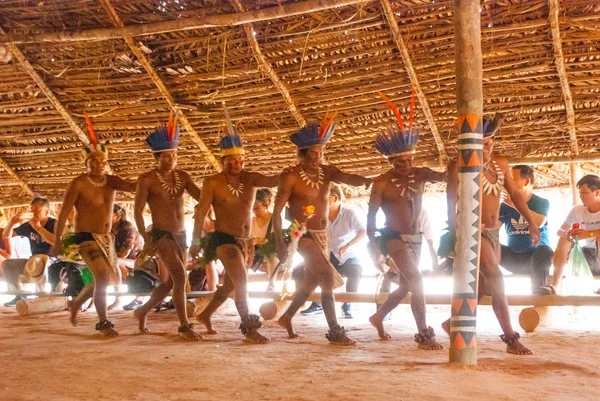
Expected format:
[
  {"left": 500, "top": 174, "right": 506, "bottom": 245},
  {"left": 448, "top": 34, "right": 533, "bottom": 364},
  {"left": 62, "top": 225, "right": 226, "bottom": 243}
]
[{"left": 450, "top": 0, "right": 484, "bottom": 366}]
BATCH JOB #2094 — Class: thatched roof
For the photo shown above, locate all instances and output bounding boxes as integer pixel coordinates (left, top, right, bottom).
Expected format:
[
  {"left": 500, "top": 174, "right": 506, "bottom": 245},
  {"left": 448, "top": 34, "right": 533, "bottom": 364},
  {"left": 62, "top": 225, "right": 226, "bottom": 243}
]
[{"left": 0, "top": 0, "right": 599, "bottom": 205}]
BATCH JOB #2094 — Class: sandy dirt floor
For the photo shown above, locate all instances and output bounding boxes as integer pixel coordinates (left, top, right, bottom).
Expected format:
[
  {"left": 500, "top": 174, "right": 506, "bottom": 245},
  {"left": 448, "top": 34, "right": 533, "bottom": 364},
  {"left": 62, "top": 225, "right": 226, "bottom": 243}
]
[{"left": 0, "top": 297, "right": 598, "bottom": 401}]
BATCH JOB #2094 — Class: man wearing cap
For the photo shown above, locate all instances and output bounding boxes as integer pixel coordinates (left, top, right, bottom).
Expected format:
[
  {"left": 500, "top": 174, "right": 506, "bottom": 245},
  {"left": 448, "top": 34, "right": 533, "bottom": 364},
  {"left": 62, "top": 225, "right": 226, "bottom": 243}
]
[
  {"left": 366, "top": 92, "right": 444, "bottom": 350},
  {"left": 52, "top": 113, "right": 136, "bottom": 336},
  {"left": 3, "top": 197, "right": 56, "bottom": 307},
  {"left": 190, "top": 103, "right": 278, "bottom": 344},
  {"left": 133, "top": 113, "right": 202, "bottom": 341},
  {"left": 443, "top": 116, "right": 539, "bottom": 355},
  {"left": 273, "top": 112, "right": 371, "bottom": 346}
]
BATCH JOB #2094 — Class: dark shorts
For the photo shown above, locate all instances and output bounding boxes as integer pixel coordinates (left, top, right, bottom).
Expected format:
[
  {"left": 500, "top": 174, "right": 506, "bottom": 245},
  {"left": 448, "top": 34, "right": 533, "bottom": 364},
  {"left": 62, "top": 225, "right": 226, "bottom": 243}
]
[
  {"left": 149, "top": 227, "right": 188, "bottom": 252},
  {"left": 72, "top": 232, "right": 95, "bottom": 245},
  {"left": 202, "top": 231, "right": 254, "bottom": 267},
  {"left": 375, "top": 228, "right": 422, "bottom": 259}
]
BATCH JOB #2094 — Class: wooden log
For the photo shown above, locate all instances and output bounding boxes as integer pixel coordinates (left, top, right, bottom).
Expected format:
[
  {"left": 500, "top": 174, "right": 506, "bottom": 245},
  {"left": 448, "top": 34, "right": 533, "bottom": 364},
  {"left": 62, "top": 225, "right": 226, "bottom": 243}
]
[
  {"left": 0, "top": 0, "right": 368, "bottom": 45},
  {"left": 451, "top": 0, "right": 484, "bottom": 366},
  {"left": 519, "top": 306, "right": 550, "bottom": 333},
  {"left": 15, "top": 296, "right": 67, "bottom": 316}
]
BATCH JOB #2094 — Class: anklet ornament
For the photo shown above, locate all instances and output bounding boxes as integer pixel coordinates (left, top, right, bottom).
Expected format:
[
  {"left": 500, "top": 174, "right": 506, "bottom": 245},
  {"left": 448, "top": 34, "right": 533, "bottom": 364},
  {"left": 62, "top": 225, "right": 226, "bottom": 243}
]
[
  {"left": 95, "top": 320, "right": 115, "bottom": 331},
  {"left": 178, "top": 323, "right": 195, "bottom": 333},
  {"left": 325, "top": 324, "right": 348, "bottom": 342},
  {"left": 414, "top": 326, "right": 436, "bottom": 344},
  {"left": 500, "top": 331, "right": 520, "bottom": 345},
  {"left": 239, "top": 314, "right": 262, "bottom": 335}
]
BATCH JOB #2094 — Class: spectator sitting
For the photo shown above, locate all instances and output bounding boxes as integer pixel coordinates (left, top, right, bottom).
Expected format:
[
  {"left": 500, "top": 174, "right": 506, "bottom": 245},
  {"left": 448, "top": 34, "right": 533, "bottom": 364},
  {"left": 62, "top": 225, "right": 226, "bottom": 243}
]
[
  {"left": 47, "top": 209, "right": 87, "bottom": 294},
  {"left": 295, "top": 184, "right": 366, "bottom": 318},
  {"left": 550, "top": 174, "right": 600, "bottom": 293},
  {"left": 2, "top": 197, "right": 56, "bottom": 307},
  {"left": 499, "top": 165, "right": 554, "bottom": 295},
  {"left": 110, "top": 204, "right": 144, "bottom": 310},
  {"left": 251, "top": 188, "right": 278, "bottom": 290}
]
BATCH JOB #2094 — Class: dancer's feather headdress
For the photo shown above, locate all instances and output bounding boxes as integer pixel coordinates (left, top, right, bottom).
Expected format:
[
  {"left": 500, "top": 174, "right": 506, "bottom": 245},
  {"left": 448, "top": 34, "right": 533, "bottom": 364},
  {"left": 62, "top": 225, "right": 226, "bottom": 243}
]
[
  {"left": 81, "top": 111, "right": 108, "bottom": 163},
  {"left": 146, "top": 111, "right": 181, "bottom": 152},
  {"left": 289, "top": 110, "right": 337, "bottom": 149},
  {"left": 374, "top": 89, "right": 419, "bottom": 158},
  {"left": 219, "top": 102, "right": 244, "bottom": 157},
  {"left": 483, "top": 115, "right": 502, "bottom": 138}
]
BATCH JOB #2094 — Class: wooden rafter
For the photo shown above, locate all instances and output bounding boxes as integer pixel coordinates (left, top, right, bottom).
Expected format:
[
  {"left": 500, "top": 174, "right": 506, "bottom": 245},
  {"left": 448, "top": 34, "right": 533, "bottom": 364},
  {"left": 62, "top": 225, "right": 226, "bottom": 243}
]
[
  {"left": 99, "top": 0, "right": 222, "bottom": 173},
  {"left": 0, "top": 0, "right": 369, "bottom": 45},
  {"left": 548, "top": 0, "right": 578, "bottom": 156},
  {"left": 2, "top": 31, "right": 91, "bottom": 147},
  {"left": 230, "top": 0, "right": 306, "bottom": 128},
  {"left": 0, "top": 28, "right": 91, "bottom": 197},
  {"left": 379, "top": 0, "right": 447, "bottom": 162},
  {"left": 0, "top": 157, "right": 35, "bottom": 196}
]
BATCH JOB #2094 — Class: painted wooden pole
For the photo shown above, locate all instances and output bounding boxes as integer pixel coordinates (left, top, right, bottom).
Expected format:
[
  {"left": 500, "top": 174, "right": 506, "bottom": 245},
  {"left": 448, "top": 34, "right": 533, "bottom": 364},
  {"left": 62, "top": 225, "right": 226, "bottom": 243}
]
[{"left": 450, "top": 0, "right": 484, "bottom": 365}]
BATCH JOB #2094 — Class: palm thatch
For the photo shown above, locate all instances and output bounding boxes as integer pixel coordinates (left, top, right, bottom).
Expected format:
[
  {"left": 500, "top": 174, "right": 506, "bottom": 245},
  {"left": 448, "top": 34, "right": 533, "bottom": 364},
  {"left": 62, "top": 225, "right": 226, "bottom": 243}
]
[{"left": 0, "top": 0, "right": 599, "bottom": 206}]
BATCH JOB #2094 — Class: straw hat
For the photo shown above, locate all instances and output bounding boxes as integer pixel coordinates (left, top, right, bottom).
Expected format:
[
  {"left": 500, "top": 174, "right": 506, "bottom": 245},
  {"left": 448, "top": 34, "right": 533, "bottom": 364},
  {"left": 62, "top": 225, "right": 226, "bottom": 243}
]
[{"left": 24, "top": 254, "right": 49, "bottom": 284}]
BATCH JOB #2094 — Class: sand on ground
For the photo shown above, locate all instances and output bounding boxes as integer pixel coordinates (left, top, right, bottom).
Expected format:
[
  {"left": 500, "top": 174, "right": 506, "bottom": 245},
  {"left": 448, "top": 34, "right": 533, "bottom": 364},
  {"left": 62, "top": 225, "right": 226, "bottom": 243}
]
[{"left": 0, "top": 298, "right": 598, "bottom": 401}]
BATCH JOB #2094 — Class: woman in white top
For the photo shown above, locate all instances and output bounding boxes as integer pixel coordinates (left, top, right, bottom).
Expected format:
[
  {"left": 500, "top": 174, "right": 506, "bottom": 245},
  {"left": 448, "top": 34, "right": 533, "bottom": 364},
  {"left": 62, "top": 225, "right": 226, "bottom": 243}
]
[{"left": 251, "top": 189, "right": 278, "bottom": 290}]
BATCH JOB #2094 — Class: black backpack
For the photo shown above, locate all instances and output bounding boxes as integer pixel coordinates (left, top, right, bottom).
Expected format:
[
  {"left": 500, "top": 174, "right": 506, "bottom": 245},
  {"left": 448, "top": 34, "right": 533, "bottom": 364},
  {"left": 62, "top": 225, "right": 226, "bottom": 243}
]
[{"left": 62, "top": 264, "right": 86, "bottom": 298}]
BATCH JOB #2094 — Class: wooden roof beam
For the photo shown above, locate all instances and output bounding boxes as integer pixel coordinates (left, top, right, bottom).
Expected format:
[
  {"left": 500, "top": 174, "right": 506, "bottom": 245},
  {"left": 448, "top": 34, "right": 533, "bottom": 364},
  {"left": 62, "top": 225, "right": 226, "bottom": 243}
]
[
  {"left": 0, "top": 28, "right": 91, "bottom": 197},
  {"left": 0, "top": 158, "right": 35, "bottom": 197},
  {"left": 99, "top": 0, "right": 222, "bottom": 173},
  {"left": 0, "top": 0, "right": 370, "bottom": 45},
  {"left": 230, "top": 0, "right": 306, "bottom": 128},
  {"left": 1, "top": 30, "right": 91, "bottom": 147},
  {"left": 380, "top": 0, "right": 447, "bottom": 163},
  {"left": 548, "top": 0, "right": 578, "bottom": 156}
]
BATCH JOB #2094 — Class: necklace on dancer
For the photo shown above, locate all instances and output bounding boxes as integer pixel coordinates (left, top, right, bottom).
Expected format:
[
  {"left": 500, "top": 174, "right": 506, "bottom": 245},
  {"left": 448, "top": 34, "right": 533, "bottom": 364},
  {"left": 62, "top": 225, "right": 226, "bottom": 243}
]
[
  {"left": 225, "top": 175, "right": 244, "bottom": 198},
  {"left": 86, "top": 175, "right": 107, "bottom": 188},
  {"left": 300, "top": 166, "right": 324, "bottom": 190},
  {"left": 481, "top": 159, "right": 504, "bottom": 196},
  {"left": 391, "top": 171, "right": 417, "bottom": 199},
  {"left": 155, "top": 169, "right": 182, "bottom": 199}
]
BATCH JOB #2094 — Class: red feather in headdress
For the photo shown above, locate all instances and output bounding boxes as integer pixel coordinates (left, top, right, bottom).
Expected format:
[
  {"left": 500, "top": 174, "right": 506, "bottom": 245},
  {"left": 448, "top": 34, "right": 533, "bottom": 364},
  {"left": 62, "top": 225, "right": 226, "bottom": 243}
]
[
  {"left": 167, "top": 110, "right": 178, "bottom": 147},
  {"left": 319, "top": 110, "right": 338, "bottom": 139},
  {"left": 408, "top": 86, "right": 415, "bottom": 130},
  {"left": 83, "top": 111, "right": 97, "bottom": 149},
  {"left": 378, "top": 92, "right": 404, "bottom": 131}
]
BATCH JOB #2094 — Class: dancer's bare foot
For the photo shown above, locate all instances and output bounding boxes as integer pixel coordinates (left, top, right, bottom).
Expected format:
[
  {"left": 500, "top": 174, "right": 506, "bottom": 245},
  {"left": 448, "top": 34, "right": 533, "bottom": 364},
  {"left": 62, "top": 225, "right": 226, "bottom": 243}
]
[
  {"left": 441, "top": 318, "right": 450, "bottom": 336},
  {"left": 329, "top": 334, "right": 356, "bottom": 346},
  {"left": 67, "top": 300, "right": 79, "bottom": 327},
  {"left": 244, "top": 330, "right": 270, "bottom": 344},
  {"left": 369, "top": 314, "right": 391, "bottom": 340},
  {"left": 507, "top": 340, "right": 533, "bottom": 355},
  {"left": 107, "top": 299, "right": 120, "bottom": 311},
  {"left": 133, "top": 309, "right": 150, "bottom": 334},
  {"left": 99, "top": 327, "right": 119, "bottom": 337},
  {"left": 418, "top": 338, "right": 444, "bottom": 350},
  {"left": 178, "top": 324, "right": 203, "bottom": 341},
  {"left": 196, "top": 312, "right": 217, "bottom": 334},
  {"left": 277, "top": 314, "right": 298, "bottom": 338},
  {"left": 96, "top": 321, "right": 119, "bottom": 337}
]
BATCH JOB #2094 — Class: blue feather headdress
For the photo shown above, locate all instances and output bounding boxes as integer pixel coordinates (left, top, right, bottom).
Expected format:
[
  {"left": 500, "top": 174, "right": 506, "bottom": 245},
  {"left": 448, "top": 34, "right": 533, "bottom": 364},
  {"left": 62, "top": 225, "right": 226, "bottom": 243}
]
[
  {"left": 290, "top": 110, "right": 337, "bottom": 148},
  {"left": 146, "top": 111, "right": 180, "bottom": 152},
  {"left": 375, "top": 89, "right": 419, "bottom": 158},
  {"left": 483, "top": 115, "right": 502, "bottom": 138},
  {"left": 219, "top": 102, "right": 244, "bottom": 156}
]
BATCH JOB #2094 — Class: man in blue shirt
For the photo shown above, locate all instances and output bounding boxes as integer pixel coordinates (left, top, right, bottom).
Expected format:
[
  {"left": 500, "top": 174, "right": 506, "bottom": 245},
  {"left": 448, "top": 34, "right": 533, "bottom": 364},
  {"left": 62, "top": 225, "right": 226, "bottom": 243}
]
[
  {"left": 2, "top": 197, "right": 56, "bottom": 306},
  {"left": 294, "top": 184, "right": 366, "bottom": 318},
  {"left": 499, "top": 165, "right": 553, "bottom": 294}
]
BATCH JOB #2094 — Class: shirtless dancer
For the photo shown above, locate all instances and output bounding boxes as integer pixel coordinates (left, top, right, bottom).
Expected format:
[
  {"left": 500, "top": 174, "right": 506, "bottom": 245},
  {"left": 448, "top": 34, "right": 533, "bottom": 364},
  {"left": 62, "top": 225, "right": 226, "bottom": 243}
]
[
  {"left": 367, "top": 92, "right": 444, "bottom": 350},
  {"left": 133, "top": 114, "right": 202, "bottom": 341},
  {"left": 274, "top": 114, "right": 371, "bottom": 345},
  {"left": 190, "top": 103, "right": 278, "bottom": 344},
  {"left": 52, "top": 114, "right": 136, "bottom": 336},
  {"left": 444, "top": 116, "right": 539, "bottom": 355}
]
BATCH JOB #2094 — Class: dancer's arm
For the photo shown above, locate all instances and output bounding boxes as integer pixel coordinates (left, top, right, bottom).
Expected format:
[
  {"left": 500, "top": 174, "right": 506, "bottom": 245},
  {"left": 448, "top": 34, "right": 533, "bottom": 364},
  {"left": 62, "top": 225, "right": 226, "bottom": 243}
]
[
  {"left": 190, "top": 178, "right": 214, "bottom": 258},
  {"left": 134, "top": 175, "right": 150, "bottom": 244},
  {"left": 273, "top": 173, "right": 294, "bottom": 263}
]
